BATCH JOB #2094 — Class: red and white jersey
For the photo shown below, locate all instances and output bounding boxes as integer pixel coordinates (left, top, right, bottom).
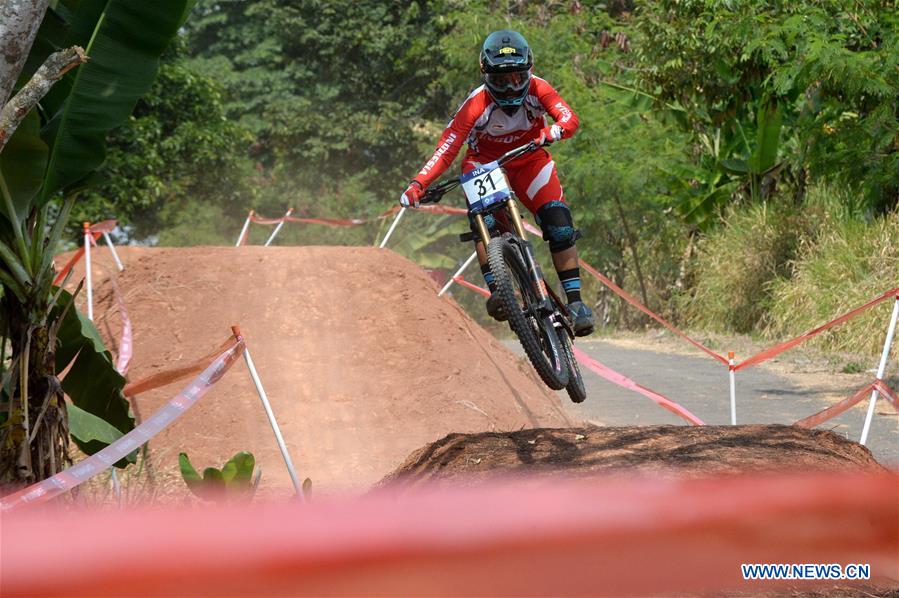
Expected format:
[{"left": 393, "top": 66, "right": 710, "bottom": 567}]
[{"left": 413, "top": 76, "right": 579, "bottom": 189}]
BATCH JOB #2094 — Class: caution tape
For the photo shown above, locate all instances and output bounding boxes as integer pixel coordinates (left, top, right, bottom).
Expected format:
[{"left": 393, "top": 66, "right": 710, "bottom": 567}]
[
  {"left": 3, "top": 471, "right": 895, "bottom": 596},
  {"left": 445, "top": 274, "right": 703, "bottom": 425},
  {"left": 795, "top": 379, "right": 899, "bottom": 429},
  {"left": 109, "top": 276, "right": 132, "bottom": 375},
  {"left": 453, "top": 275, "right": 491, "bottom": 298},
  {"left": 733, "top": 288, "right": 899, "bottom": 371},
  {"left": 571, "top": 346, "right": 705, "bottom": 426},
  {"left": 246, "top": 204, "right": 469, "bottom": 232},
  {"left": 0, "top": 333, "right": 244, "bottom": 513}
]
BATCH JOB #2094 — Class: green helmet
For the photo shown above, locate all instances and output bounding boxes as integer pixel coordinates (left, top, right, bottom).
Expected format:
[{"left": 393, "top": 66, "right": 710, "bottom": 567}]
[{"left": 480, "top": 30, "right": 533, "bottom": 107}]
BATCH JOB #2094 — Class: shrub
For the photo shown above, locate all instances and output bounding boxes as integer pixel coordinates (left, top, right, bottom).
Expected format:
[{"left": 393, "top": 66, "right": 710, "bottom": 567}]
[
  {"left": 682, "top": 200, "right": 815, "bottom": 334},
  {"left": 767, "top": 203, "right": 898, "bottom": 356}
]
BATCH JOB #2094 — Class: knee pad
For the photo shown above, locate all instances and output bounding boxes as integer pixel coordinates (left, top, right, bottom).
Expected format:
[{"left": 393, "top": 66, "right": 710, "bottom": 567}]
[{"left": 536, "top": 201, "right": 580, "bottom": 252}]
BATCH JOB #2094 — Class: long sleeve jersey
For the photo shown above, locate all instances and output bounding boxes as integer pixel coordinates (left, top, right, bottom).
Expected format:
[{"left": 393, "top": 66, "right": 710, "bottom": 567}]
[{"left": 413, "top": 76, "right": 579, "bottom": 189}]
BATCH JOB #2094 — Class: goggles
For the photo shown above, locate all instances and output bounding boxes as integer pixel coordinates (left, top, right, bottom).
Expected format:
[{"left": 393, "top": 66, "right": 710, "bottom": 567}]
[{"left": 484, "top": 69, "right": 530, "bottom": 93}]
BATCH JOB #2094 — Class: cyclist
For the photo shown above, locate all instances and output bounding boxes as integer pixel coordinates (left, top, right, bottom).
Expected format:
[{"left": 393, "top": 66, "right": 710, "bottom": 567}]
[{"left": 399, "top": 29, "right": 594, "bottom": 336}]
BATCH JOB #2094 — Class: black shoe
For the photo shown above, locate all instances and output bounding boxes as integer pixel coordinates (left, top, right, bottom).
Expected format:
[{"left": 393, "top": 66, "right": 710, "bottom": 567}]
[
  {"left": 486, "top": 294, "right": 508, "bottom": 322},
  {"left": 568, "top": 301, "right": 594, "bottom": 336}
]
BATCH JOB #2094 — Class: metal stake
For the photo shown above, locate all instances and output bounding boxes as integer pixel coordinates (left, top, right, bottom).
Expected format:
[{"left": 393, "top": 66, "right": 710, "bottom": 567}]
[
  {"left": 378, "top": 207, "right": 406, "bottom": 249},
  {"left": 235, "top": 210, "right": 254, "bottom": 247},
  {"left": 264, "top": 208, "right": 293, "bottom": 247},
  {"left": 860, "top": 296, "right": 899, "bottom": 445},
  {"left": 102, "top": 231, "right": 124, "bottom": 271},
  {"left": 233, "top": 326, "right": 303, "bottom": 498},
  {"left": 438, "top": 251, "right": 479, "bottom": 297},
  {"left": 728, "top": 351, "right": 737, "bottom": 425}
]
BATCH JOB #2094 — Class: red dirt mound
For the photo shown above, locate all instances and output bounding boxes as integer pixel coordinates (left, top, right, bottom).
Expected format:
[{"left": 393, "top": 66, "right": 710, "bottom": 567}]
[
  {"left": 381, "top": 424, "right": 885, "bottom": 488},
  {"left": 80, "top": 246, "right": 572, "bottom": 494}
]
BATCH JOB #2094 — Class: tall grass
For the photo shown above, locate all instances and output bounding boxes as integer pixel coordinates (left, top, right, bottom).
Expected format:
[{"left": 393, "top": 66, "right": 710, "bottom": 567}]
[
  {"left": 766, "top": 194, "right": 899, "bottom": 356},
  {"left": 683, "top": 200, "right": 816, "bottom": 334}
]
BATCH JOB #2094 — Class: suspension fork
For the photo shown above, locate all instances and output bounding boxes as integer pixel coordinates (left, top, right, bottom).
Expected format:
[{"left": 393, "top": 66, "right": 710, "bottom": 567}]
[{"left": 507, "top": 199, "right": 551, "bottom": 309}]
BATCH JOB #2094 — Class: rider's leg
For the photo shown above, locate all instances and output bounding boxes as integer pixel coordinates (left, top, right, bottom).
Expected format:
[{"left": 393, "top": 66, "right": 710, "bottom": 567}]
[{"left": 508, "top": 154, "right": 595, "bottom": 336}]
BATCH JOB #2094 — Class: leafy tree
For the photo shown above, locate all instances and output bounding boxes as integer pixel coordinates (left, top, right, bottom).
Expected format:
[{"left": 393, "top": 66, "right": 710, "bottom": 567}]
[
  {"left": 71, "top": 39, "right": 259, "bottom": 241},
  {"left": 0, "top": 0, "right": 190, "bottom": 486},
  {"left": 634, "top": 0, "right": 898, "bottom": 217},
  {"left": 184, "top": 0, "right": 454, "bottom": 215}
]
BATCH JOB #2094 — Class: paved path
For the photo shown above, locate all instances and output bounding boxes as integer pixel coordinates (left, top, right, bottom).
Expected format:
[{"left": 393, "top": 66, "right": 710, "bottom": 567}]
[{"left": 504, "top": 339, "right": 898, "bottom": 467}]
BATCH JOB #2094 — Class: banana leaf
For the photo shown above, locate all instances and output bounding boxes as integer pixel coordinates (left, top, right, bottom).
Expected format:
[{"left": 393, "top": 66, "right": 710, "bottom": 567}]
[
  {"left": 39, "top": 0, "right": 195, "bottom": 201},
  {"left": 749, "top": 101, "right": 782, "bottom": 175},
  {"left": 0, "top": 112, "right": 48, "bottom": 228},
  {"left": 53, "top": 289, "right": 133, "bottom": 439},
  {"left": 67, "top": 402, "right": 135, "bottom": 467}
]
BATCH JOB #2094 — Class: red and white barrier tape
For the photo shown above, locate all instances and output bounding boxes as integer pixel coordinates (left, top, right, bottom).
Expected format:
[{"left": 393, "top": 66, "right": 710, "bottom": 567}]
[
  {"left": 109, "top": 276, "right": 132, "bottom": 375},
  {"left": 453, "top": 275, "right": 491, "bottom": 298},
  {"left": 3, "top": 472, "right": 896, "bottom": 596},
  {"left": 795, "top": 379, "right": 899, "bottom": 429},
  {"left": 447, "top": 274, "right": 703, "bottom": 425},
  {"left": 245, "top": 204, "right": 468, "bottom": 232},
  {"left": 249, "top": 206, "right": 896, "bottom": 377},
  {"left": 571, "top": 346, "right": 705, "bottom": 426},
  {"left": 733, "top": 289, "right": 899, "bottom": 371},
  {"left": 0, "top": 334, "right": 244, "bottom": 513}
]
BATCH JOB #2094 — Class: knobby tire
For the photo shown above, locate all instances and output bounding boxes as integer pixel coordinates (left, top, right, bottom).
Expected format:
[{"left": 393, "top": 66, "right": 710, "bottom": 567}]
[{"left": 487, "top": 234, "right": 569, "bottom": 390}]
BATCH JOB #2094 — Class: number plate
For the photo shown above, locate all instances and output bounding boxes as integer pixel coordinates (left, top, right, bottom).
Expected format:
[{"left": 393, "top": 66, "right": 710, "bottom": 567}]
[{"left": 460, "top": 161, "right": 511, "bottom": 214}]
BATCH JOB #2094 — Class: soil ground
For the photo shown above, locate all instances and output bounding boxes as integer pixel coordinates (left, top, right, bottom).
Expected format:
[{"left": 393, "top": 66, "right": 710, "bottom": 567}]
[
  {"left": 63, "top": 245, "right": 571, "bottom": 497},
  {"left": 381, "top": 424, "right": 885, "bottom": 488}
]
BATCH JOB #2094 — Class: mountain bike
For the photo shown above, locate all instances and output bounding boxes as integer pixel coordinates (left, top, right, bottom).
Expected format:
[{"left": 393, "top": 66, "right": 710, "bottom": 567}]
[{"left": 421, "top": 141, "right": 586, "bottom": 403}]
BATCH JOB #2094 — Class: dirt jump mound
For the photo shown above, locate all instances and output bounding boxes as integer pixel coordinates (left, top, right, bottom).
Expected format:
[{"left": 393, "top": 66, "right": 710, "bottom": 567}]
[
  {"left": 90, "top": 246, "right": 572, "bottom": 494},
  {"left": 382, "top": 425, "right": 886, "bottom": 488}
]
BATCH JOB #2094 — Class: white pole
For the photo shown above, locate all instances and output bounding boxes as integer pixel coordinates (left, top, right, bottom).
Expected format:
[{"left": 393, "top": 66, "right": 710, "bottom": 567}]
[
  {"left": 264, "top": 208, "right": 293, "bottom": 247},
  {"left": 83, "top": 223, "right": 93, "bottom": 322},
  {"left": 84, "top": 223, "right": 121, "bottom": 504},
  {"left": 728, "top": 351, "right": 737, "bottom": 425},
  {"left": 235, "top": 210, "right": 253, "bottom": 247},
  {"left": 378, "top": 207, "right": 406, "bottom": 249},
  {"left": 102, "top": 231, "right": 124, "bottom": 272},
  {"left": 860, "top": 296, "right": 899, "bottom": 445},
  {"left": 236, "top": 329, "right": 303, "bottom": 499},
  {"left": 438, "top": 251, "right": 478, "bottom": 297}
]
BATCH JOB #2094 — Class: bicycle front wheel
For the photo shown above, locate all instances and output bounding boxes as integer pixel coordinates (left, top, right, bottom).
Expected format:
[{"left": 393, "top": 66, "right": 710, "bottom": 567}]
[{"left": 487, "top": 234, "right": 569, "bottom": 390}]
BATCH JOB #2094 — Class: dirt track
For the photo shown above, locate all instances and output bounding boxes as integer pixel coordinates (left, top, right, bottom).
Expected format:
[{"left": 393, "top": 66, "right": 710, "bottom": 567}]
[
  {"left": 382, "top": 425, "right": 886, "bottom": 489},
  {"left": 80, "top": 246, "right": 572, "bottom": 494}
]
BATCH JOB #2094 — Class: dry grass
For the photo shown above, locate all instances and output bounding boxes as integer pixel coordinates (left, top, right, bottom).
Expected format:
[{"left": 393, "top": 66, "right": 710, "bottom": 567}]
[{"left": 767, "top": 206, "right": 898, "bottom": 356}]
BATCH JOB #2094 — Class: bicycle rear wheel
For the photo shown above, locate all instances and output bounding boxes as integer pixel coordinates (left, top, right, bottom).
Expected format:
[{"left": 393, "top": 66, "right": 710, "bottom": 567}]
[{"left": 487, "top": 234, "right": 569, "bottom": 390}]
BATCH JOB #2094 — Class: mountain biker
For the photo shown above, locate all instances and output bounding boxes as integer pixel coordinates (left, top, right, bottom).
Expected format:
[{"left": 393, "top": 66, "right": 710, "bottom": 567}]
[{"left": 399, "top": 29, "right": 594, "bottom": 336}]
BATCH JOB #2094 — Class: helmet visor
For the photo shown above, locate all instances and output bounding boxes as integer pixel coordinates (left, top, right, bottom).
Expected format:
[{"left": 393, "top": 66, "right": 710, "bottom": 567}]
[{"left": 485, "top": 69, "right": 530, "bottom": 95}]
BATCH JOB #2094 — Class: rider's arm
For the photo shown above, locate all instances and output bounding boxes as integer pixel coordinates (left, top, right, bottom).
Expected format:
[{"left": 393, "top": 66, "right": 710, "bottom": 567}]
[
  {"left": 534, "top": 77, "right": 579, "bottom": 139},
  {"left": 412, "top": 89, "right": 488, "bottom": 190}
]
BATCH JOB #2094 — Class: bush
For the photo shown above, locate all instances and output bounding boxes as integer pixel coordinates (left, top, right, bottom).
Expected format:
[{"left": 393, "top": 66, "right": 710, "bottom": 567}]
[
  {"left": 682, "top": 200, "right": 816, "bottom": 334},
  {"left": 767, "top": 202, "right": 898, "bottom": 356}
]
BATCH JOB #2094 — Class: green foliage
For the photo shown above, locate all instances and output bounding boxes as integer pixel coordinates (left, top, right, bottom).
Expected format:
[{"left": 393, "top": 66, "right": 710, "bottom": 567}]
[
  {"left": 0, "top": 0, "right": 190, "bottom": 483},
  {"left": 0, "top": 112, "right": 48, "bottom": 222},
  {"left": 66, "top": 403, "right": 135, "bottom": 467},
  {"left": 39, "top": 0, "right": 199, "bottom": 201},
  {"left": 179, "top": 451, "right": 260, "bottom": 503},
  {"left": 72, "top": 39, "right": 258, "bottom": 240},
  {"left": 634, "top": 0, "right": 899, "bottom": 214},
  {"left": 184, "top": 0, "right": 453, "bottom": 206}
]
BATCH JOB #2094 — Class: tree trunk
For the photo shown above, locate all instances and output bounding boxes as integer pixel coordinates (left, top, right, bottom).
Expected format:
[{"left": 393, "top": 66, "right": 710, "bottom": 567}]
[
  {"left": 0, "top": 296, "right": 69, "bottom": 487},
  {"left": 0, "top": 0, "right": 50, "bottom": 107}
]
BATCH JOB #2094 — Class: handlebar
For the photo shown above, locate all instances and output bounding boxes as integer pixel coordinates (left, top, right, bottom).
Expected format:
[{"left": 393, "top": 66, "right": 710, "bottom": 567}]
[{"left": 420, "top": 140, "right": 545, "bottom": 205}]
